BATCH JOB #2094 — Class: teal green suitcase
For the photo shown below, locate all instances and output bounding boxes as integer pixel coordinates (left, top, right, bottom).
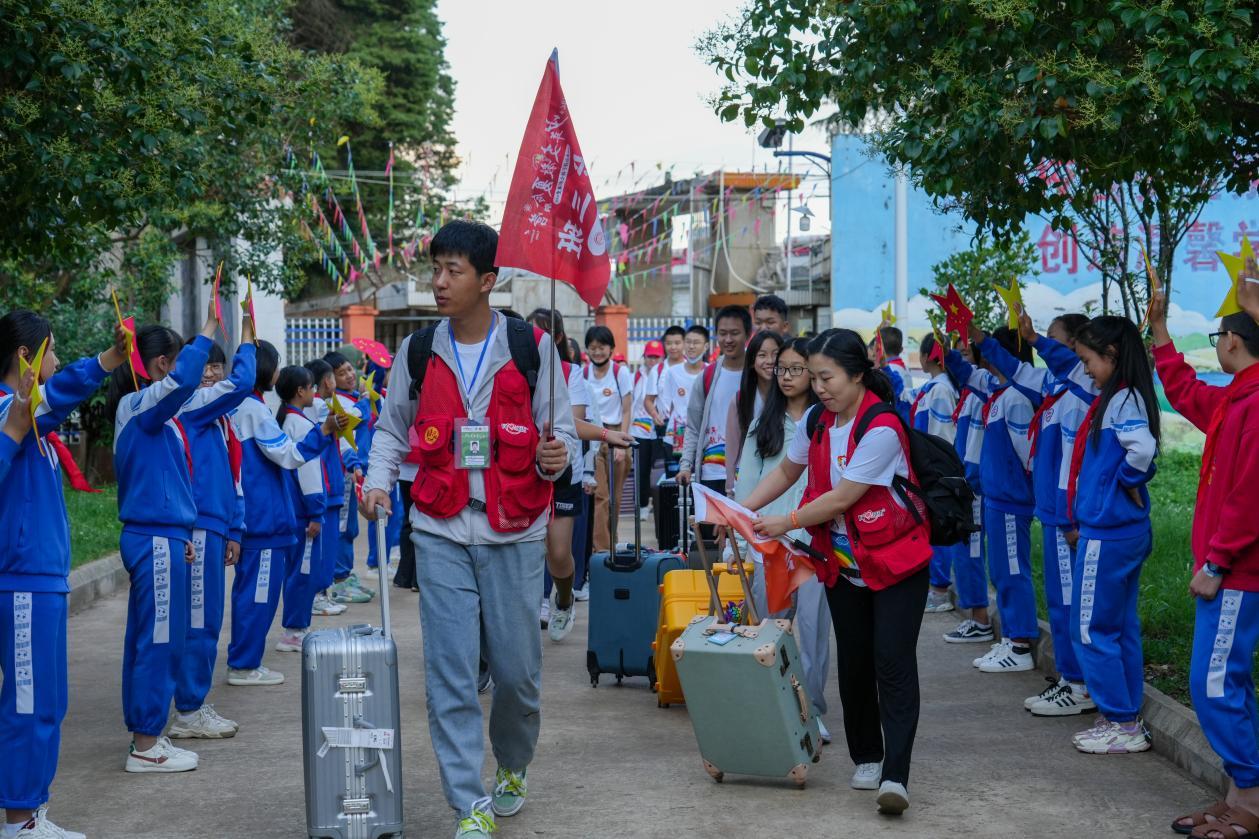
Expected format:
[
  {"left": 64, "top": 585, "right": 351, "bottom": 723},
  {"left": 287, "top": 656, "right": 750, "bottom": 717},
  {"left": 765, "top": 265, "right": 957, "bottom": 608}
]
[{"left": 671, "top": 614, "right": 823, "bottom": 787}]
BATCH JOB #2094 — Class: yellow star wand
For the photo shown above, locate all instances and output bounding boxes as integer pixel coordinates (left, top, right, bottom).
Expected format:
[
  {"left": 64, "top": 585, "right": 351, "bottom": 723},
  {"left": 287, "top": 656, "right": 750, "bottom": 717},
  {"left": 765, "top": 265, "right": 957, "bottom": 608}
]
[
  {"left": 328, "top": 393, "right": 361, "bottom": 451},
  {"left": 359, "top": 371, "right": 381, "bottom": 419},
  {"left": 18, "top": 337, "right": 49, "bottom": 456},
  {"left": 993, "top": 277, "right": 1024, "bottom": 348},
  {"left": 1215, "top": 236, "right": 1257, "bottom": 318}
]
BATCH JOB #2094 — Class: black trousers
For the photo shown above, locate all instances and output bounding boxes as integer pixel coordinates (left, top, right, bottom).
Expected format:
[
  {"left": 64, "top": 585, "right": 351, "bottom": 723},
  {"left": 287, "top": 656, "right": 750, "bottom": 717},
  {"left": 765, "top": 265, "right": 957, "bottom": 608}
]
[
  {"left": 825, "top": 566, "right": 929, "bottom": 786},
  {"left": 694, "top": 478, "right": 726, "bottom": 544},
  {"left": 392, "top": 480, "right": 417, "bottom": 589},
  {"left": 635, "top": 438, "right": 658, "bottom": 509}
]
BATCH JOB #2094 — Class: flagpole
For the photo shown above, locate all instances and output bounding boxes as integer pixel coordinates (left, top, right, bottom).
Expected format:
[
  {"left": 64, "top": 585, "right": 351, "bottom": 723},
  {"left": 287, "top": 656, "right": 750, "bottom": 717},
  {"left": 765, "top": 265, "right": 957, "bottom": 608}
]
[{"left": 548, "top": 275, "right": 556, "bottom": 440}]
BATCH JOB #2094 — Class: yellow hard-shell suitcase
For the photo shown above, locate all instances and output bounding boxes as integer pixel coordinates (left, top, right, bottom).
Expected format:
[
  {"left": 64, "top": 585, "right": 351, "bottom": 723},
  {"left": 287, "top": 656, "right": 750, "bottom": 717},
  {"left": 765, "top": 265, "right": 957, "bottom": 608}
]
[{"left": 652, "top": 562, "right": 752, "bottom": 707}]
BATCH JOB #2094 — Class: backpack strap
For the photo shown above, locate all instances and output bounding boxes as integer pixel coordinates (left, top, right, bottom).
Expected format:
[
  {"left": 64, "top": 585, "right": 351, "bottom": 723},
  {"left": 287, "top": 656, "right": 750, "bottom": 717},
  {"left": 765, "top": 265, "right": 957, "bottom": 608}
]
[
  {"left": 406, "top": 324, "right": 439, "bottom": 399},
  {"left": 853, "top": 402, "right": 898, "bottom": 445},
  {"left": 702, "top": 362, "right": 717, "bottom": 397},
  {"left": 506, "top": 318, "right": 543, "bottom": 398}
]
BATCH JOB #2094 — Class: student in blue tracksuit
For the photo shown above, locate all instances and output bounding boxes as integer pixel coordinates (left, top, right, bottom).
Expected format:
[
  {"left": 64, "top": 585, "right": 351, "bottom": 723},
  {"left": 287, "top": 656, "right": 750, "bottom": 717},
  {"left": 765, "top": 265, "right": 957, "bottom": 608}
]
[
  {"left": 304, "top": 359, "right": 365, "bottom": 608},
  {"left": 872, "top": 326, "right": 912, "bottom": 422},
  {"left": 947, "top": 327, "right": 1041, "bottom": 673},
  {"left": 981, "top": 310, "right": 1098, "bottom": 716},
  {"left": 1065, "top": 316, "right": 1159, "bottom": 754},
  {"left": 227, "top": 341, "right": 339, "bottom": 688},
  {"left": 1, "top": 311, "right": 127, "bottom": 836},
  {"left": 910, "top": 334, "right": 963, "bottom": 614},
  {"left": 360, "top": 360, "right": 403, "bottom": 573},
  {"left": 108, "top": 310, "right": 217, "bottom": 774},
  {"left": 324, "top": 351, "right": 371, "bottom": 602},
  {"left": 168, "top": 323, "right": 256, "bottom": 742},
  {"left": 941, "top": 340, "right": 994, "bottom": 645},
  {"left": 274, "top": 365, "right": 327, "bottom": 654}
]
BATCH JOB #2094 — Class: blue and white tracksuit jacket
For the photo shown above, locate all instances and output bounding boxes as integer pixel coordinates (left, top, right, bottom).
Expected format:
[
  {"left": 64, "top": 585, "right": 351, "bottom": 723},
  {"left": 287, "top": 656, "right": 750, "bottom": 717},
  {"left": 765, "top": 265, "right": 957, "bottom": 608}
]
[
  {"left": 226, "top": 394, "right": 329, "bottom": 671},
  {"left": 1070, "top": 388, "right": 1157, "bottom": 722},
  {"left": 280, "top": 406, "right": 327, "bottom": 630},
  {"left": 0, "top": 354, "right": 110, "bottom": 808},
  {"left": 173, "top": 343, "right": 255, "bottom": 712},
  {"left": 333, "top": 390, "right": 368, "bottom": 578},
  {"left": 307, "top": 396, "right": 360, "bottom": 588},
  {"left": 114, "top": 335, "right": 211, "bottom": 736}
]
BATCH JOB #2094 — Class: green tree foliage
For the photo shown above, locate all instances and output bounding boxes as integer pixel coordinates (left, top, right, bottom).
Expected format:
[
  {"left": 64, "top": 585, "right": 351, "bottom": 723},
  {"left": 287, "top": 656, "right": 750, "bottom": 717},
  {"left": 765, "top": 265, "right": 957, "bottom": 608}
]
[
  {"left": 0, "top": 0, "right": 382, "bottom": 307},
  {"left": 701, "top": 0, "right": 1259, "bottom": 315},
  {"left": 922, "top": 232, "right": 1041, "bottom": 332}
]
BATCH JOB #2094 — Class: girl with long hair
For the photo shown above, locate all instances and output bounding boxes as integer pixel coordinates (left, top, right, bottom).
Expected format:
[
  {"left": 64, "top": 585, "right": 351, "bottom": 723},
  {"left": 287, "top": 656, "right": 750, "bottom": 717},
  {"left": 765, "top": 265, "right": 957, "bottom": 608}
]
[
  {"left": 723, "top": 330, "right": 785, "bottom": 493},
  {"left": 744, "top": 328, "right": 932, "bottom": 816},
  {"left": 1065, "top": 315, "right": 1159, "bottom": 755},
  {"left": 1, "top": 311, "right": 126, "bottom": 832}
]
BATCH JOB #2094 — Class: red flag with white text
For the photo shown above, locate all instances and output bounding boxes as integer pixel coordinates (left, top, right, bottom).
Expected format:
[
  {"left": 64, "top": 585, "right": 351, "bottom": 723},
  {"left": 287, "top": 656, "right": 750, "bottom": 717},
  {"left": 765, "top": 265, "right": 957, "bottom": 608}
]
[{"left": 496, "top": 50, "right": 610, "bottom": 308}]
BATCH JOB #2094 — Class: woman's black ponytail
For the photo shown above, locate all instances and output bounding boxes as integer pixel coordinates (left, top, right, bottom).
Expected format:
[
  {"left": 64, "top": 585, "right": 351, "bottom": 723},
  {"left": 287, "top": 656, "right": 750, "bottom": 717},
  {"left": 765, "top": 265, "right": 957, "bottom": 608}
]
[
  {"left": 105, "top": 325, "right": 182, "bottom": 421},
  {"left": 806, "top": 328, "right": 894, "bottom": 405},
  {"left": 274, "top": 365, "right": 314, "bottom": 425},
  {"left": 0, "top": 310, "right": 53, "bottom": 379},
  {"left": 1074, "top": 315, "right": 1161, "bottom": 446}
]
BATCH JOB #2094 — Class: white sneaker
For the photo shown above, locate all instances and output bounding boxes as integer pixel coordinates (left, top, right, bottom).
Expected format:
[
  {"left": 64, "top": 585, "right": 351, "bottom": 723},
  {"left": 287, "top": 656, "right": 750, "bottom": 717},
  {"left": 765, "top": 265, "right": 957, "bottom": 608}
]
[
  {"left": 639, "top": 506, "right": 651, "bottom": 520},
  {"left": 169, "top": 704, "right": 238, "bottom": 739},
  {"left": 14, "top": 807, "right": 85, "bottom": 839},
  {"left": 539, "top": 597, "right": 551, "bottom": 629},
  {"left": 573, "top": 584, "right": 590, "bottom": 602},
  {"left": 312, "top": 595, "right": 344, "bottom": 616},
  {"left": 924, "top": 589, "right": 955, "bottom": 613},
  {"left": 817, "top": 718, "right": 833, "bottom": 745},
  {"left": 1073, "top": 717, "right": 1114, "bottom": 744},
  {"left": 876, "top": 780, "right": 910, "bottom": 815},
  {"left": 1024, "top": 676, "right": 1067, "bottom": 710},
  {"left": 548, "top": 588, "right": 576, "bottom": 643},
  {"left": 275, "top": 629, "right": 308, "bottom": 652},
  {"left": 1075, "top": 719, "right": 1150, "bottom": 754},
  {"left": 944, "top": 619, "right": 995, "bottom": 644},
  {"left": 125, "top": 736, "right": 198, "bottom": 773},
  {"left": 850, "top": 762, "right": 881, "bottom": 790},
  {"left": 973, "top": 640, "right": 1010, "bottom": 668},
  {"left": 389, "top": 545, "right": 401, "bottom": 562},
  {"left": 977, "top": 642, "right": 1034, "bottom": 673},
  {"left": 227, "top": 666, "right": 284, "bottom": 686},
  {"left": 1031, "top": 682, "right": 1097, "bottom": 717}
]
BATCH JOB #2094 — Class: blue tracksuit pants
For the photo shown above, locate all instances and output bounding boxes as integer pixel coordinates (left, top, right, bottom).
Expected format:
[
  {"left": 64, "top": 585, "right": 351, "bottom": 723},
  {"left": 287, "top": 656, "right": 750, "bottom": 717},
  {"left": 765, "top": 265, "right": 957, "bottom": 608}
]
[
  {"left": 929, "top": 546, "right": 952, "bottom": 589},
  {"left": 282, "top": 529, "right": 320, "bottom": 631},
  {"left": 0, "top": 591, "right": 67, "bottom": 809},
  {"left": 1191, "top": 588, "right": 1259, "bottom": 788},
  {"left": 985, "top": 506, "right": 1036, "bottom": 640},
  {"left": 366, "top": 485, "right": 403, "bottom": 569},
  {"left": 1042, "top": 524, "right": 1084, "bottom": 683},
  {"left": 953, "top": 496, "right": 988, "bottom": 610},
  {"left": 318, "top": 505, "right": 341, "bottom": 593},
  {"left": 1071, "top": 530, "right": 1151, "bottom": 723},
  {"left": 227, "top": 545, "right": 285, "bottom": 671},
  {"left": 336, "top": 484, "right": 358, "bottom": 581},
  {"left": 121, "top": 532, "right": 188, "bottom": 736},
  {"left": 175, "top": 528, "right": 226, "bottom": 713}
]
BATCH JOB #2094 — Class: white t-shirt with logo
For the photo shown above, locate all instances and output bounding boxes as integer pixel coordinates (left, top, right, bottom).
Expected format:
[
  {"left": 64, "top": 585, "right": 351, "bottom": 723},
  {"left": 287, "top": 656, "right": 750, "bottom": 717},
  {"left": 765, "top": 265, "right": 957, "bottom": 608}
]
[
  {"left": 566, "top": 363, "right": 591, "bottom": 475},
  {"left": 701, "top": 368, "right": 741, "bottom": 482},
  {"left": 585, "top": 363, "right": 633, "bottom": 426},
  {"left": 629, "top": 365, "right": 659, "bottom": 439},
  {"left": 657, "top": 363, "right": 701, "bottom": 450}
]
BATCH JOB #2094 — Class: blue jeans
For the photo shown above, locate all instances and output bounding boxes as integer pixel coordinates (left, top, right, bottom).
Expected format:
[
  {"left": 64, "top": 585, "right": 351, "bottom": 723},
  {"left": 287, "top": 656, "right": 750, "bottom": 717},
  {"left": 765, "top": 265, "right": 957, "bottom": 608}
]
[{"left": 413, "top": 530, "right": 544, "bottom": 817}]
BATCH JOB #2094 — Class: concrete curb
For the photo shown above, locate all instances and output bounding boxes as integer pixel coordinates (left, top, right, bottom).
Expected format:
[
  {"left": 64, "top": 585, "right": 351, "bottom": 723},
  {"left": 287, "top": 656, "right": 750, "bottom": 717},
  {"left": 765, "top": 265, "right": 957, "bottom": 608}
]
[
  {"left": 1031, "top": 616, "right": 1228, "bottom": 794},
  {"left": 68, "top": 552, "right": 128, "bottom": 615}
]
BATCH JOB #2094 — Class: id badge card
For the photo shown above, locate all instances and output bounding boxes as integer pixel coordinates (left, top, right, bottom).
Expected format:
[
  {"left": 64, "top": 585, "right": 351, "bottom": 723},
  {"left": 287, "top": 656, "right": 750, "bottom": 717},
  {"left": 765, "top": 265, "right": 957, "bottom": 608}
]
[{"left": 456, "top": 418, "right": 489, "bottom": 469}]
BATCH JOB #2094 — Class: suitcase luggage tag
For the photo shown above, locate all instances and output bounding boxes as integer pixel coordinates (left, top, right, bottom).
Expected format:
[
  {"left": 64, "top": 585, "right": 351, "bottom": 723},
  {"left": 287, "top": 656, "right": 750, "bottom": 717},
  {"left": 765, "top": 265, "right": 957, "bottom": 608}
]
[{"left": 455, "top": 418, "right": 489, "bottom": 469}]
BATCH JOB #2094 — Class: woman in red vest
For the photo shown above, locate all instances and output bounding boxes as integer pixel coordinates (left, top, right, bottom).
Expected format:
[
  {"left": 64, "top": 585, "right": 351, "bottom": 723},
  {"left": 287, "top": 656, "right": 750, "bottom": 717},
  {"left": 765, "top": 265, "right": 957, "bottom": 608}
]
[{"left": 745, "top": 327, "right": 932, "bottom": 818}]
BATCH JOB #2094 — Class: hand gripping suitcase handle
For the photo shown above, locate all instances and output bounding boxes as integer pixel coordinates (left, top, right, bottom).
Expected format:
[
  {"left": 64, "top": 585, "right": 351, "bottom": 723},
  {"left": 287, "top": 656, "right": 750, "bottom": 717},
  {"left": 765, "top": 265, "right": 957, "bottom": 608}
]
[{"left": 375, "top": 505, "right": 392, "bottom": 639}]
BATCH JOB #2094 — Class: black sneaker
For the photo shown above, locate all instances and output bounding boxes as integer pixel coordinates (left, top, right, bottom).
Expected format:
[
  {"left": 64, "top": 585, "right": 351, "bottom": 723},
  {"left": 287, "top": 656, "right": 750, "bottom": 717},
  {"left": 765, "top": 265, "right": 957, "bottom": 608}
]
[{"left": 942, "top": 619, "right": 995, "bottom": 644}]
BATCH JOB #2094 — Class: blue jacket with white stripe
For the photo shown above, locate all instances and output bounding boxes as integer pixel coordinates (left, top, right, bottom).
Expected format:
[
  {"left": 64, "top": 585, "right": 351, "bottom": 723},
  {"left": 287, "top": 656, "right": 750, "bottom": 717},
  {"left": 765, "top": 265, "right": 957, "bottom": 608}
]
[
  {"left": 1073, "top": 387, "right": 1158, "bottom": 540},
  {"left": 281, "top": 406, "right": 328, "bottom": 524}
]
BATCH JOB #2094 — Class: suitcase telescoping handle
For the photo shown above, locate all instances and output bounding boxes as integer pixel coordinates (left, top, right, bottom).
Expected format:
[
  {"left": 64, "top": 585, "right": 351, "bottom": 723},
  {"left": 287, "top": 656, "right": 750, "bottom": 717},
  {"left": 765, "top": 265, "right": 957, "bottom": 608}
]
[
  {"left": 375, "top": 505, "right": 392, "bottom": 640},
  {"left": 690, "top": 519, "right": 760, "bottom": 626},
  {"left": 689, "top": 518, "right": 724, "bottom": 619}
]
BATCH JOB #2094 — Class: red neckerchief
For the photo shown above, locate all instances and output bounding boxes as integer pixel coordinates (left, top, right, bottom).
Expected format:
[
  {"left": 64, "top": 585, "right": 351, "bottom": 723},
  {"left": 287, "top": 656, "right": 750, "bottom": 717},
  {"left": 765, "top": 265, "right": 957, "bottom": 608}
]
[
  {"left": 1066, "top": 391, "right": 1109, "bottom": 519},
  {"left": 47, "top": 431, "right": 100, "bottom": 492},
  {"left": 221, "top": 417, "right": 242, "bottom": 484},
  {"left": 171, "top": 418, "right": 194, "bottom": 480},
  {"left": 951, "top": 390, "right": 972, "bottom": 424},
  {"left": 909, "top": 387, "right": 929, "bottom": 426},
  {"left": 1028, "top": 390, "right": 1066, "bottom": 456},
  {"left": 1202, "top": 363, "right": 1259, "bottom": 490},
  {"left": 887, "top": 357, "right": 907, "bottom": 370},
  {"left": 980, "top": 386, "right": 1008, "bottom": 425}
]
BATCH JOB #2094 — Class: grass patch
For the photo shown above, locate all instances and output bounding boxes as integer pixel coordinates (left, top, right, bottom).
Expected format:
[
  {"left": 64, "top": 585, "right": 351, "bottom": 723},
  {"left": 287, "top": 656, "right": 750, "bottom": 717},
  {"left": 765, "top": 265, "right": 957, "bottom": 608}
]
[
  {"left": 1030, "top": 450, "right": 1199, "bottom": 704},
  {"left": 64, "top": 480, "right": 120, "bottom": 569}
]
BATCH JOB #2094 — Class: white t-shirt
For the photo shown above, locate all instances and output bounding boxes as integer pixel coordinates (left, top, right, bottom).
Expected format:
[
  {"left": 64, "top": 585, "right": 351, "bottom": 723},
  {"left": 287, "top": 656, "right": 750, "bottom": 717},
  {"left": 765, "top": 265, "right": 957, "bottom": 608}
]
[
  {"left": 629, "top": 365, "right": 658, "bottom": 439},
  {"left": 585, "top": 363, "right": 633, "bottom": 426},
  {"left": 785, "top": 405, "right": 909, "bottom": 535},
  {"left": 701, "top": 367, "right": 741, "bottom": 482},
  {"left": 453, "top": 339, "right": 492, "bottom": 403},
  {"left": 657, "top": 363, "right": 702, "bottom": 450},
  {"left": 566, "top": 363, "right": 590, "bottom": 473}
]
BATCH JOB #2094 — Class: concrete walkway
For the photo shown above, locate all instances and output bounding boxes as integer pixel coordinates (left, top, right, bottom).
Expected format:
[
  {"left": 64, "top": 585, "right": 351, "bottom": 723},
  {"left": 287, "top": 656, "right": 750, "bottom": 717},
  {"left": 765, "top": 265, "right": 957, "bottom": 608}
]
[{"left": 50, "top": 537, "right": 1212, "bottom": 838}]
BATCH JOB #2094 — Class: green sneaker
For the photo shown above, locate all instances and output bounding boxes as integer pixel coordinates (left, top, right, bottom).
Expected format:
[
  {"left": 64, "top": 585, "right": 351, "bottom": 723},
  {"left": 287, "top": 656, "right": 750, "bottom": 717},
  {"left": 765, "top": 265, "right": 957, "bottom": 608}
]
[
  {"left": 330, "top": 581, "right": 371, "bottom": 604},
  {"left": 455, "top": 808, "right": 496, "bottom": 838},
  {"left": 491, "top": 767, "right": 527, "bottom": 817},
  {"left": 347, "top": 572, "right": 376, "bottom": 597}
]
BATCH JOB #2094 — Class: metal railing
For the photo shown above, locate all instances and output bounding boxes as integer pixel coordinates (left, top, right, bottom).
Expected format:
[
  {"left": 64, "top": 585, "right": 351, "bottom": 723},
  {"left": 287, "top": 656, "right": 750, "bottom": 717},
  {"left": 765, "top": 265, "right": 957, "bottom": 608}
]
[{"left": 285, "top": 317, "right": 343, "bottom": 366}]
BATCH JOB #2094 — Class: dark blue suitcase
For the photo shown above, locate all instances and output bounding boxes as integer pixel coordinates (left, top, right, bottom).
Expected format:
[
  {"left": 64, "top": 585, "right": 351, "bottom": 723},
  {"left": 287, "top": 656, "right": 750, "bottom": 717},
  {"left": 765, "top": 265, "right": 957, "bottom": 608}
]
[{"left": 586, "top": 443, "right": 684, "bottom": 686}]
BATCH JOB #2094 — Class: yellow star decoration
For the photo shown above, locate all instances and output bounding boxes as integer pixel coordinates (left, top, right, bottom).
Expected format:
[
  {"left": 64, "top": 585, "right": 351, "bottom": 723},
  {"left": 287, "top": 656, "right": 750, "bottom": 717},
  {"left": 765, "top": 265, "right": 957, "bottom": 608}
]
[
  {"left": 328, "top": 393, "right": 362, "bottom": 451},
  {"left": 1216, "top": 236, "right": 1256, "bottom": 318},
  {"left": 359, "top": 372, "right": 381, "bottom": 417},
  {"left": 880, "top": 301, "right": 896, "bottom": 327},
  {"left": 17, "top": 337, "right": 48, "bottom": 456},
  {"left": 993, "top": 277, "right": 1024, "bottom": 331}
]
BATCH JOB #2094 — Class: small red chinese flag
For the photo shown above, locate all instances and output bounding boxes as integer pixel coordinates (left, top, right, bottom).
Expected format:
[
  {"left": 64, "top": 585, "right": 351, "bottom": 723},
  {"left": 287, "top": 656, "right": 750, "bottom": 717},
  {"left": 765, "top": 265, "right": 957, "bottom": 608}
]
[
  {"left": 929, "top": 284, "right": 975, "bottom": 347},
  {"left": 496, "top": 50, "right": 610, "bottom": 308}
]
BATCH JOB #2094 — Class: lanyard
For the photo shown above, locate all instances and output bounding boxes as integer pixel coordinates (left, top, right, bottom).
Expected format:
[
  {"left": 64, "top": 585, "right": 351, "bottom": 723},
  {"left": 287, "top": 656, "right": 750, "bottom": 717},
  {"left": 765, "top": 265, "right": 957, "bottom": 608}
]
[{"left": 450, "top": 317, "right": 496, "bottom": 412}]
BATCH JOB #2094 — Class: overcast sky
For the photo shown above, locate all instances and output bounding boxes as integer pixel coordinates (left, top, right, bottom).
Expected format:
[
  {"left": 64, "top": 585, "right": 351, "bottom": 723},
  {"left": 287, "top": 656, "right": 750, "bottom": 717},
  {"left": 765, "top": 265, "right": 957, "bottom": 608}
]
[{"left": 435, "top": 0, "right": 832, "bottom": 238}]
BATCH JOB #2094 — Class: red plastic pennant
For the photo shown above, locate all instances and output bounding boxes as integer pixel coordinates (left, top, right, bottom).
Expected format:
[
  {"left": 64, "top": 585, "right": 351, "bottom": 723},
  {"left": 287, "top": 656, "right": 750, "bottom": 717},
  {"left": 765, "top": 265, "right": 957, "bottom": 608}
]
[{"left": 121, "top": 316, "right": 149, "bottom": 379}]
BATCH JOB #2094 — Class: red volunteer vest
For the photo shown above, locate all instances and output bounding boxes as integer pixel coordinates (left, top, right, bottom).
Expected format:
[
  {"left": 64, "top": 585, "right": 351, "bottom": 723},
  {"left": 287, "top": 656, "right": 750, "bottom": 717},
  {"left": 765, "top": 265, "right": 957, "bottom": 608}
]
[
  {"left": 409, "top": 346, "right": 552, "bottom": 533},
  {"left": 799, "top": 391, "right": 931, "bottom": 591}
]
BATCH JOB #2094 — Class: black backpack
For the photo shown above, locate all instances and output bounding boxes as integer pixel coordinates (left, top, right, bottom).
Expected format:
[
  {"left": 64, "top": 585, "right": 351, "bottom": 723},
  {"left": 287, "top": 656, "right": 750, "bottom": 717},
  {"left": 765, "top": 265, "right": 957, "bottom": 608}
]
[
  {"left": 407, "top": 316, "right": 542, "bottom": 400},
  {"left": 807, "top": 403, "right": 978, "bottom": 547}
]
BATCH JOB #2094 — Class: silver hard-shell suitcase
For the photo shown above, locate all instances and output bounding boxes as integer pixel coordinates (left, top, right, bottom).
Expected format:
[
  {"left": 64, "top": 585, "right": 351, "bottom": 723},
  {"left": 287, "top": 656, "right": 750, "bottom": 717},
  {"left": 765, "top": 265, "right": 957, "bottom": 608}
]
[{"left": 302, "top": 507, "right": 403, "bottom": 838}]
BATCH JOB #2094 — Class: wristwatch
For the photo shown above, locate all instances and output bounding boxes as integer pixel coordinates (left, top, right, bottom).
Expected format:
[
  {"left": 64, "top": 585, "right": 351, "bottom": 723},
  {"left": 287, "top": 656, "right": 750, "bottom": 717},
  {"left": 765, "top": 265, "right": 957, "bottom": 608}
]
[{"left": 1203, "top": 562, "right": 1225, "bottom": 579}]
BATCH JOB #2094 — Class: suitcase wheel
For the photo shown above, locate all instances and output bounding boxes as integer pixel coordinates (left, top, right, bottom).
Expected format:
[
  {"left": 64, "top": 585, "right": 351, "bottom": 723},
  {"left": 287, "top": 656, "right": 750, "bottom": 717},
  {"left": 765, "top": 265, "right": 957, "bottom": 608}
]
[
  {"left": 714, "top": 773, "right": 724, "bottom": 784},
  {"left": 703, "top": 760, "right": 723, "bottom": 783},
  {"left": 586, "top": 651, "right": 599, "bottom": 688},
  {"left": 615, "top": 675, "right": 623, "bottom": 685}
]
